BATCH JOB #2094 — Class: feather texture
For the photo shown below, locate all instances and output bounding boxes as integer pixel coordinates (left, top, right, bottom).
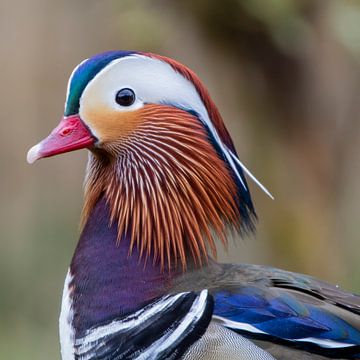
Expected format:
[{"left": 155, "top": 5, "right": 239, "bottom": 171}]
[
  {"left": 145, "top": 53, "right": 236, "bottom": 152},
  {"left": 81, "top": 105, "right": 241, "bottom": 268},
  {"left": 74, "top": 290, "right": 213, "bottom": 360}
]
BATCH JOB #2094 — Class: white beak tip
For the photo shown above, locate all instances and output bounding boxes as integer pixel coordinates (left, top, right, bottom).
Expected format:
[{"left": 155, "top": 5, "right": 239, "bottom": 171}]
[{"left": 27, "top": 143, "right": 42, "bottom": 164}]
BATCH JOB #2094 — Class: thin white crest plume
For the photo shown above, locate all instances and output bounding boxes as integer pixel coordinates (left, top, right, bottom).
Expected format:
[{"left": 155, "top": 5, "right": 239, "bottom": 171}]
[{"left": 229, "top": 150, "right": 274, "bottom": 200}]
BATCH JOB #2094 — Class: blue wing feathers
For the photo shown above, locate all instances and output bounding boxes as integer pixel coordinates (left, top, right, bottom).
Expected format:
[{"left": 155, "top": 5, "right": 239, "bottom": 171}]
[{"left": 213, "top": 287, "right": 360, "bottom": 346}]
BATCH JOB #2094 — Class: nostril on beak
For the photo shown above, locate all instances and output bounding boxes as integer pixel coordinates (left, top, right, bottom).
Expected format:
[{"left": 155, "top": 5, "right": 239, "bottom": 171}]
[{"left": 60, "top": 127, "right": 73, "bottom": 136}]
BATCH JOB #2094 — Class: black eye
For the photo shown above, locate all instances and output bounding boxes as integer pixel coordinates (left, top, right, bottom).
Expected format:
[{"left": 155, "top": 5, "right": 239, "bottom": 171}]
[{"left": 115, "top": 88, "right": 135, "bottom": 106}]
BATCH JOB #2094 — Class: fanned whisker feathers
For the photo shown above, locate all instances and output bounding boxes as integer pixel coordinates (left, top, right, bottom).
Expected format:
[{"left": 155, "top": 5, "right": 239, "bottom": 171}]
[{"left": 82, "top": 105, "right": 242, "bottom": 268}]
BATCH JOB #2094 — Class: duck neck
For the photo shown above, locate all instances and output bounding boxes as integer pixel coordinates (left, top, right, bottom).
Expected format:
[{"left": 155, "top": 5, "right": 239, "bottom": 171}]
[{"left": 69, "top": 196, "right": 182, "bottom": 336}]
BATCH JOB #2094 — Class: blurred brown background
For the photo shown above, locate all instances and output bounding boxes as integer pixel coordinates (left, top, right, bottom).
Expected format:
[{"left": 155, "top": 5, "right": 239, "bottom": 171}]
[{"left": 1, "top": 0, "right": 360, "bottom": 358}]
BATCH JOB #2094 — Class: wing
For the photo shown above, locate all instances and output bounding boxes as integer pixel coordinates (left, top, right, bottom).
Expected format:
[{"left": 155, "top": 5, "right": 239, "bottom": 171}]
[
  {"left": 74, "top": 290, "right": 213, "bottom": 360},
  {"left": 212, "top": 265, "right": 360, "bottom": 359}
]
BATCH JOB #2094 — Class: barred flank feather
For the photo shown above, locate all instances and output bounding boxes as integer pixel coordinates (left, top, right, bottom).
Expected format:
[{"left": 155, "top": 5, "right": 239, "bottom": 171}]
[{"left": 81, "top": 105, "right": 241, "bottom": 269}]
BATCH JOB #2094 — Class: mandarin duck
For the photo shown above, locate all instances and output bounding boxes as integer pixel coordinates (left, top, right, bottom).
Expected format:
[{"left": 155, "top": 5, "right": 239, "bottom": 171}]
[{"left": 27, "top": 51, "right": 360, "bottom": 360}]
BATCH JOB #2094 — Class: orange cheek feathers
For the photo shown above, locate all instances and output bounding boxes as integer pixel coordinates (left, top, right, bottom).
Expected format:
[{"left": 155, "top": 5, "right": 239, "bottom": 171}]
[{"left": 81, "top": 106, "right": 143, "bottom": 144}]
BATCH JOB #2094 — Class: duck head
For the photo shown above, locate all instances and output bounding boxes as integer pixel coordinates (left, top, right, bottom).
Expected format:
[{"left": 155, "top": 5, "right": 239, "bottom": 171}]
[{"left": 27, "top": 50, "right": 271, "bottom": 268}]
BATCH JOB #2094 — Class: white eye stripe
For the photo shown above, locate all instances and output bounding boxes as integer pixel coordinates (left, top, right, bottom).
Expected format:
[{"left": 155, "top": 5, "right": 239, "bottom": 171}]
[
  {"left": 78, "top": 54, "right": 271, "bottom": 199},
  {"left": 79, "top": 54, "right": 206, "bottom": 114}
]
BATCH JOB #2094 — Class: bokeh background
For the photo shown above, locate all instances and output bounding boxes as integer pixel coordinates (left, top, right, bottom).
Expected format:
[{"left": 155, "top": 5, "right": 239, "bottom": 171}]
[{"left": 1, "top": 0, "right": 360, "bottom": 358}]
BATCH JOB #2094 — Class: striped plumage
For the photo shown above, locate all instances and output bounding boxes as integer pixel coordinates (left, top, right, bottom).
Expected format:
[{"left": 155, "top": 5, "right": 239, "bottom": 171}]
[
  {"left": 28, "top": 51, "right": 360, "bottom": 359},
  {"left": 82, "top": 104, "right": 241, "bottom": 268}
]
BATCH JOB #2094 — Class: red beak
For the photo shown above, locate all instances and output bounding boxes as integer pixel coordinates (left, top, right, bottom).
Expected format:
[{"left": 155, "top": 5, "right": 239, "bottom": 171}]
[{"left": 27, "top": 115, "right": 96, "bottom": 164}]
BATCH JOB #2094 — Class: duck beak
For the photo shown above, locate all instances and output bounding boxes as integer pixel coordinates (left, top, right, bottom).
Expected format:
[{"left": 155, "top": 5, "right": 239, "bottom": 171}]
[{"left": 27, "top": 115, "right": 96, "bottom": 164}]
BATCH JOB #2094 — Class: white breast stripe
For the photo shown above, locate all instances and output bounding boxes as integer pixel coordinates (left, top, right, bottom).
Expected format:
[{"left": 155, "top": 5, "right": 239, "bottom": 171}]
[
  {"left": 136, "top": 290, "right": 209, "bottom": 359},
  {"left": 76, "top": 292, "right": 185, "bottom": 353},
  {"left": 75, "top": 290, "right": 212, "bottom": 360},
  {"left": 59, "top": 270, "right": 75, "bottom": 360}
]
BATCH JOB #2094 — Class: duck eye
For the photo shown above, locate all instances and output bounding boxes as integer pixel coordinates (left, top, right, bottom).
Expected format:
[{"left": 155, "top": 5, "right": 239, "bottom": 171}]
[{"left": 115, "top": 88, "right": 135, "bottom": 106}]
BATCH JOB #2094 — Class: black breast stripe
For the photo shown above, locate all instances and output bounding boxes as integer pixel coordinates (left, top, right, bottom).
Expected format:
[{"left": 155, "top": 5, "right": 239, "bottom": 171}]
[{"left": 74, "top": 290, "right": 213, "bottom": 360}]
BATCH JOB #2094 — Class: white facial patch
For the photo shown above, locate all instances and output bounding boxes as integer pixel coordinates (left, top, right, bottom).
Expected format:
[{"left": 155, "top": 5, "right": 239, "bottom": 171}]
[
  {"left": 76, "top": 54, "right": 272, "bottom": 198},
  {"left": 78, "top": 55, "right": 208, "bottom": 119}
]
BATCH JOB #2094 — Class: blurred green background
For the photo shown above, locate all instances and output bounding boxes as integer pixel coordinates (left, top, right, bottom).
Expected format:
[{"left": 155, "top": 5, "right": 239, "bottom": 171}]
[{"left": 1, "top": 0, "right": 360, "bottom": 358}]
